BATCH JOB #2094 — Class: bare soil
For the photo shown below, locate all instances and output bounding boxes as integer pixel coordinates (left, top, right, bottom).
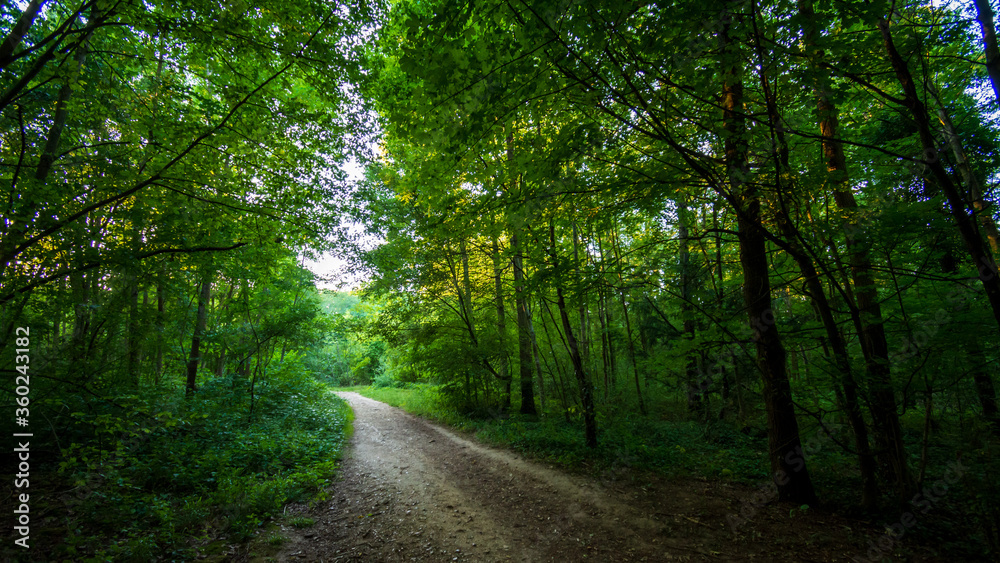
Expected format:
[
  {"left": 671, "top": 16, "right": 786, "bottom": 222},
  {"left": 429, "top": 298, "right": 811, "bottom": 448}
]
[{"left": 248, "top": 392, "right": 948, "bottom": 562}]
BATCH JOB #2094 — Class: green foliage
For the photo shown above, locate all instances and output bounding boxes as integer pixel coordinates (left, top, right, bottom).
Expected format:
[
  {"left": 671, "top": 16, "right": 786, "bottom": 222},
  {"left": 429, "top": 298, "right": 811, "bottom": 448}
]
[{"left": 30, "top": 370, "right": 350, "bottom": 560}]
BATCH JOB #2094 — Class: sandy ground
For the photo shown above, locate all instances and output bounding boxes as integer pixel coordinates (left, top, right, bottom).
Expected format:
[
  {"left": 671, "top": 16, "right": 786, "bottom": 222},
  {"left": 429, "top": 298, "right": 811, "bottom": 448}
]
[{"left": 253, "top": 392, "right": 949, "bottom": 563}]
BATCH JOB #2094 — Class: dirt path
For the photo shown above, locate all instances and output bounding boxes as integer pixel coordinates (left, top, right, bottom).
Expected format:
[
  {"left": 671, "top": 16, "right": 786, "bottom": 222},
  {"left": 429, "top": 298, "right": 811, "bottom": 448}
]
[{"left": 261, "top": 392, "right": 944, "bottom": 562}]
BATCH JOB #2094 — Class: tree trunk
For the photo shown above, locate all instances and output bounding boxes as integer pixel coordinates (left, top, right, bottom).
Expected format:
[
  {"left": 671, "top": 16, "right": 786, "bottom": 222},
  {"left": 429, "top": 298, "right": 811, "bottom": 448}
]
[
  {"left": 512, "top": 229, "right": 537, "bottom": 415},
  {"left": 460, "top": 238, "right": 475, "bottom": 405},
  {"left": 0, "top": 0, "right": 46, "bottom": 70},
  {"left": 610, "top": 226, "right": 645, "bottom": 415},
  {"left": 493, "top": 234, "right": 512, "bottom": 410},
  {"left": 528, "top": 303, "right": 545, "bottom": 417},
  {"left": 721, "top": 4, "right": 817, "bottom": 504},
  {"left": 797, "top": 0, "right": 911, "bottom": 501},
  {"left": 34, "top": 5, "right": 100, "bottom": 181},
  {"left": 155, "top": 276, "right": 165, "bottom": 385},
  {"left": 930, "top": 84, "right": 1000, "bottom": 256},
  {"left": 879, "top": 17, "right": 1000, "bottom": 332},
  {"left": 186, "top": 270, "right": 213, "bottom": 396},
  {"left": 678, "top": 199, "right": 704, "bottom": 418},
  {"left": 540, "top": 296, "right": 573, "bottom": 421},
  {"left": 752, "top": 14, "right": 878, "bottom": 507},
  {"left": 974, "top": 0, "right": 1000, "bottom": 108},
  {"left": 595, "top": 230, "right": 617, "bottom": 396},
  {"left": 549, "top": 220, "right": 597, "bottom": 447},
  {"left": 969, "top": 339, "right": 999, "bottom": 428},
  {"left": 507, "top": 124, "right": 537, "bottom": 415},
  {"left": 125, "top": 270, "right": 141, "bottom": 388},
  {"left": 572, "top": 222, "right": 590, "bottom": 373},
  {"left": 68, "top": 269, "right": 91, "bottom": 374}
]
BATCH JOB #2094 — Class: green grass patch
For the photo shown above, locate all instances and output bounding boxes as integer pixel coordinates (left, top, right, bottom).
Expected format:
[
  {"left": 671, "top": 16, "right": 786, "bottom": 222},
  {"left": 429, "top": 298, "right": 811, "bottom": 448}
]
[
  {"left": 289, "top": 516, "right": 316, "bottom": 528},
  {"left": 354, "top": 383, "right": 468, "bottom": 425}
]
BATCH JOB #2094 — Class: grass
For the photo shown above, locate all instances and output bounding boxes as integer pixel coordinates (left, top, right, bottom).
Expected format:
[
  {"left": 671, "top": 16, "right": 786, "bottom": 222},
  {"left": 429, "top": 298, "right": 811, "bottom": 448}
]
[{"left": 289, "top": 516, "right": 316, "bottom": 528}]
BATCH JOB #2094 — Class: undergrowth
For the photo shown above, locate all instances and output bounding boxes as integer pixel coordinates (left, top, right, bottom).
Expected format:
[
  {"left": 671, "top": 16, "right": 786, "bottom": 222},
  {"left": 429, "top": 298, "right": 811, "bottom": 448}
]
[{"left": 25, "top": 366, "right": 351, "bottom": 561}]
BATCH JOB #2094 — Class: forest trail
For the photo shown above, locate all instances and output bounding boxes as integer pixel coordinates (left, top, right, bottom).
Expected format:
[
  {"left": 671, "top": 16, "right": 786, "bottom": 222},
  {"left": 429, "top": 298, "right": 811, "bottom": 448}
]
[{"left": 260, "top": 392, "right": 918, "bottom": 562}]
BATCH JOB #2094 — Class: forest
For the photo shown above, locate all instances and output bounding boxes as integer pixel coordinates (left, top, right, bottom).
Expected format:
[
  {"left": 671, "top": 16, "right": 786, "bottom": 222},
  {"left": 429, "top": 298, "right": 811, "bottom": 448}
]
[{"left": 2, "top": 0, "right": 1000, "bottom": 560}]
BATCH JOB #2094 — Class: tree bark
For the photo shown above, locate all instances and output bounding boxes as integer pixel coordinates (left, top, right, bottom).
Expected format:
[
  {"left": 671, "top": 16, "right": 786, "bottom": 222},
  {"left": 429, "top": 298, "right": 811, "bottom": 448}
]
[
  {"left": 155, "top": 276, "right": 165, "bottom": 385},
  {"left": 930, "top": 84, "right": 1000, "bottom": 256},
  {"left": 878, "top": 17, "right": 1000, "bottom": 333},
  {"left": 752, "top": 10, "right": 878, "bottom": 507},
  {"left": 528, "top": 303, "right": 546, "bottom": 417},
  {"left": 572, "top": 222, "right": 590, "bottom": 374},
  {"left": 721, "top": 4, "right": 817, "bottom": 504},
  {"left": 610, "top": 225, "right": 645, "bottom": 415},
  {"left": 0, "top": 0, "right": 46, "bottom": 70},
  {"left": 969, "top": 339, "right": 999, "bottom": 428},
  {"left": 125, "top": 269, "right": 141, "bottom": 388},
  {"left": 34, "top": 4, "right": 100, "bottom": 181},
  {"left": 512, "top": 229, "right": 537, "bottom": 415},
  {"left": 549, "top": 220, "right": 597, "bottom": 447},
  {"left": 796, "top": 0, "right": 911, "bottom": 501},
  {"left": 678, "top": 199, "right": 704, "bottom": 418},
  {"left": 493, "top": 233, "right": 512, "bottom": 410},
  {"left": 974, "top": 0, "right": 1000, "bottom": 108},
  {"left": 507, "top": 124, "right": 537, "bottom": 415},
  {"left": 186, "top": 270, "right": 213, "bottom": 396}
]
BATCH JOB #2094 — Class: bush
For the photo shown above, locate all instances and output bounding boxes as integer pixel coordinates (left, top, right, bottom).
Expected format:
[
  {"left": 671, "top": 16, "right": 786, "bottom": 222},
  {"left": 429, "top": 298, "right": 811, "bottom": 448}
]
[{"left": 26, "top": 365, "right": 351, "bottom": 560}]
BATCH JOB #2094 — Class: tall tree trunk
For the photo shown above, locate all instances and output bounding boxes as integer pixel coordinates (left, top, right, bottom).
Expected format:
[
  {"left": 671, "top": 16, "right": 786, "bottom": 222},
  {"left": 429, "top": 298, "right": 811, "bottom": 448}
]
[
  {"left": 797, "top": 0, "right": 911, "bottom": 501},
  {"left": 528, "top": 303, "right": 545, "bottom": 417},
  {"left": 34, "top": 5, "right": 100, "bottom": 181},
  {"left": 493, "top": 233, "right": 512, "bottom": 410},
  {"left": 572, "top": 222, "right": 590, "bottom": 373},
  {"left": 540, "top": 296, "right": 574, "bottom": 421},
  {"left": 596, "top": 230, "right": 616, "bottom": 394},
  {"left": 155, "top": 276, "right": 165, "bottom": 385},
  {"left": 125, "top": 271, "right": 141, "bottom": 388},
  {"left": 512, "top": 229, "right": 537, "bottom": 415},
  {"left": 610, "top": 226, "right": 645, "bottom": 415},
  {"left": 974, "top": 0, "right": 1000, "bottom": 108},
  {"left": 507, "top": 124, "right": 537, "bottom": 415},
  {"left": 930, "top": 84, "right": 1000, "bottom": 256},
  {"left": 596, "top": 282, "right": 611, "bottom": 396},
  {"left": 68, "top": 269, "right": 91, "bottom": 375},
  {"left": 186, "top": 270, "right": 213, "bottom": 396},
  {"left": 751, "top": 13, "right": 878, "bottom": 508},
  {"left": 969, "top": 339, "right": 999, "bottom": 428},
  {"left": 678, "top": 199, "right": 704, "bottom": 418},
  {"left": 721, "top": 4, "right": 817, "bottom": 504},
  {"left": 879, "top": 16, "right": 1000, "bottom": 329},
  {"left": 461, "top": 237, "right": 475, "bottom": 406},
  {"left": 0, "top": 0, "right": 46, "bottom": 70},
  {"left": 124, "top": 228, "right": 143, "bottom": 388},
  {"left": 549, "top": 220, "right": 597, "bottom": 447}
]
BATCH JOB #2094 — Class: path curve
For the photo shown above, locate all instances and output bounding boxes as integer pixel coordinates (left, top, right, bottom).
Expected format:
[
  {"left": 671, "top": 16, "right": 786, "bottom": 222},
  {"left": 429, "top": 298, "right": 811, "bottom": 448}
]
[
  {"left": 263, "top": 392, "right": 910, "bottom": 562},
  {"left": 270, "top": 392, "right": 719, "bottom": 562}
]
